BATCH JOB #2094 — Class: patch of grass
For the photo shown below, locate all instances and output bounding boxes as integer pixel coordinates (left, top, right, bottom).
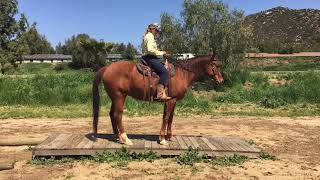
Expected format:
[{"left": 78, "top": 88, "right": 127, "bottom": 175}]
[
  {"left": 91, "top": 147, "right": 158, "bottom": 167},
  {"left": 28, "top": 156, "right": 74, "bottom": 166},
  {"left": 176, "top": 147, "right": 208, "bottom": 166},
  {"left": 212, "top": 154, "right": 248, "bottom": 167},
  {"left": 246, "top": 139, "right": 256, "bottom": 145},
  {"left": 259, "top": 152, "right": 277, "bottom": 161},
  {"left": 191, "top": 165, "right": 204, "bottom": 174},
  {"left": 64, "top": 172, "right": 75, "bottom": 180}
]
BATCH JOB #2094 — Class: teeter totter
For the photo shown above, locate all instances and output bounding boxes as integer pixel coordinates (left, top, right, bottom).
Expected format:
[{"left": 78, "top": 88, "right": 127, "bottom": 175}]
[{"left": 32, "top": 133, "right": 261, "bottom": 158}]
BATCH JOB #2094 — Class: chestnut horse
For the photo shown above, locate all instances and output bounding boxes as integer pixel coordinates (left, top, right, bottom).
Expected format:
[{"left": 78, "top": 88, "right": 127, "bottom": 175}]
[{"left": 92, "top": 54, "right": 224, "bottom": 145}]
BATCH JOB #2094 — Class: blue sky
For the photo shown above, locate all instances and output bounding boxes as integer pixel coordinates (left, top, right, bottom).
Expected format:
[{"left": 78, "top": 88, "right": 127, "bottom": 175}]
[{"left": 18, "top": 0, "right": 320, "bottom": 48}]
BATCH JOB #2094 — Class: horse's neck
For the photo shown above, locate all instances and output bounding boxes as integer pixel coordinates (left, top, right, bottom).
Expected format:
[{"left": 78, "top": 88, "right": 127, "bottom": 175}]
[
  {"left": 176, "top": 56, "right": 211, "bottom": 87},
  {"left": 178, "top": 57, "right": 210, "bottom": 87}
]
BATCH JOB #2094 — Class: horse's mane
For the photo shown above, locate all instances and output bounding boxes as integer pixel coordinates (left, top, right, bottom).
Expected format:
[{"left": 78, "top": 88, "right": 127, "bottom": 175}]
[{"left": 173, "top": 55, "right": 212, "bottom": 73}]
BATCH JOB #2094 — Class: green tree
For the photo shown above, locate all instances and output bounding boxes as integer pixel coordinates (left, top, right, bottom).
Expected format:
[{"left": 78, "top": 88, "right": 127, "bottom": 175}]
[
  {"left": 159, "top": 13, "right": 187, "bottom": 54},
  {"left": 124, "top": 43, "right": 137, "bottom": 60},
  {"left": 56, "top": 34, "right": 113, "bottom": 69},
  {"left": 20, "top": 23, "right": 54, "bottom": 54},
  {"left": 0, "top": 0, "right": 31, "bottom": 73},
  {"left": 160, "top": 0, "right": 250, "bottom": 76}
]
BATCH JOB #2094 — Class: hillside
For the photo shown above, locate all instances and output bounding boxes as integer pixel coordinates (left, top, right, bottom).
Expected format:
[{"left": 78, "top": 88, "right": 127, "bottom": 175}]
[{"left": 245, "top": 6, "right": 320, "bottom": 52}]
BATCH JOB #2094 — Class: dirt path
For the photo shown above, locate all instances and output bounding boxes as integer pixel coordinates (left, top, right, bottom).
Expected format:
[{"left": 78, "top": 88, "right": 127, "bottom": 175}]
[{"left": 0, "top": 116, "right": 320, "bottom": 179}]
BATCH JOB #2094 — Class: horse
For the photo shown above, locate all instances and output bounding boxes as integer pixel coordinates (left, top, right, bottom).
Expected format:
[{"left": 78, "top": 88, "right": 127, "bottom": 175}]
[{"left": 92, "top": 54, "right": 224, "bottom": 145}]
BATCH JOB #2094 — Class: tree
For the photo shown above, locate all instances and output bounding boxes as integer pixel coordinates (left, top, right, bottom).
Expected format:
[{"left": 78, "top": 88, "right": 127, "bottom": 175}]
[
  {"left": 56, "top": 34, "right": 113, "bottom": 69},
  {"left": 159, "top": 13, "right": 188, "bottom": 54},
  {"left": 124, "top": 43, "right": 137, "bottom": 60},
  {"left": 0, "top": 0, "right": 30, "bottom": 73},
  {"left": 21, "top": 23, "right": 54, "bottom": 54},
  {"left": 160, "top": 0, "right": 250, "bottom": 77}
]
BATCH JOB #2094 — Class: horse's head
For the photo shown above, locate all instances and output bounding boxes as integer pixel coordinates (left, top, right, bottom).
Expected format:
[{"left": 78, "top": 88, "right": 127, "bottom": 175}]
[{"left": 205, "top": 54, "right": 224, "bottom": 84}]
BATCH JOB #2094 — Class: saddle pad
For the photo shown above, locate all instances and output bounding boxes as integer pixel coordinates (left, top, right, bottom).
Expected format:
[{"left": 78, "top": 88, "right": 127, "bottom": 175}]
[{"left": 136, "top": 61, "right": 175, "bottom": 77}]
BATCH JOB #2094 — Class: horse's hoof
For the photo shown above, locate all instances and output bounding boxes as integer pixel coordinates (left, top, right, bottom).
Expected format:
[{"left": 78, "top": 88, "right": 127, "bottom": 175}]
[
  {"left": 166, "top": 135, "right": 173, "bottom": 141},
  {"left": 159, "top": 139, "right": 169, "bottom": 146},
  {"left": 124, "top": 138, "right": 133, "bottom": 146},
  {"left": 119, "top": 133, "right": 133, "bottom": 146}
]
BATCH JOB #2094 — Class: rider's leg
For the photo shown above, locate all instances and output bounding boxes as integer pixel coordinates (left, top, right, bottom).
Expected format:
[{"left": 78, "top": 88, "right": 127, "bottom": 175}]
[{"left": 144, "top": 57, "right": 171, "bottom": 100}]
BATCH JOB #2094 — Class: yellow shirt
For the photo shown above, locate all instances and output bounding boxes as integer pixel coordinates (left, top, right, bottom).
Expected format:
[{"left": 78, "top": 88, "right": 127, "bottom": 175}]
[{"left": 143, "top": 32, "right": 165, "bottom": 56}]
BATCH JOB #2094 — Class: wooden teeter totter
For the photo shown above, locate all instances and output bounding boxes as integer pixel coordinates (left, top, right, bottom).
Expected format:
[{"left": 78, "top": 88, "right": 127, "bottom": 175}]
[{"left": 32, "top": 133, "right": 261, "bottom": 158}]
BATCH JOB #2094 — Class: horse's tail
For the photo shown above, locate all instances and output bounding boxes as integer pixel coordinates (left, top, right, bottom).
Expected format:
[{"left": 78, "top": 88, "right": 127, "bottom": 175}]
[{"left": 92, "top": 67, "right": 106, "bottom": 136}]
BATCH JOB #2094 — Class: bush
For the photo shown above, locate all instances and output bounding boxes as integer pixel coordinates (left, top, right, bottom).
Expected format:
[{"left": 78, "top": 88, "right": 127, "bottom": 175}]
[{"left": 214, "top": 71, "right": 320, "bottom": 106}]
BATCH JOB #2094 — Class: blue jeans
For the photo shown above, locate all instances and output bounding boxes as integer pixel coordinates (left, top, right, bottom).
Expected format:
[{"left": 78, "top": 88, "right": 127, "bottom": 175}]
[{"left": 143, "top": 55, "right": 168, "bottom": 86}]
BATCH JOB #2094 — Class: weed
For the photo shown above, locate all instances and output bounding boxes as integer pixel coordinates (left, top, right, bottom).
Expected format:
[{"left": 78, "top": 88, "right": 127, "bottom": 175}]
[
  {"left": 28, "top": 156, "right": 74, "bottom": 166},
  {"left": 176, "top": 147, "right": 206, "bottom": 166},
  {"left": 212, "top": 154, "right": 248, "bottom": 166},
  {"left": 92, "top": 147, "right": 158, "bottom": 167},
  {"left": 64, "top": 172, "right": 75, "bottom": 180},
  {"left": 246, "top": 139, "right": 256, "bottom": 145},
  {"left": 259, "top": 152, "right": 277, "bottom": 161}
]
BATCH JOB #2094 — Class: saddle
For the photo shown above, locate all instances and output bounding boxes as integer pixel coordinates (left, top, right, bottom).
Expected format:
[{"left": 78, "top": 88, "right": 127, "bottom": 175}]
[
  {"left": 136, "top": 59, "right": 175, "bottom": 77},
  {"left": 136, "top": 59, "right": 175, "bottom": 102}
]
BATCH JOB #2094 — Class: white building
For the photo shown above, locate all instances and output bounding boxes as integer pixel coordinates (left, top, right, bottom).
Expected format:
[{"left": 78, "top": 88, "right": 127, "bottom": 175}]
[{"left": 176, "top": 53, "right": 195, "bottom": 60}]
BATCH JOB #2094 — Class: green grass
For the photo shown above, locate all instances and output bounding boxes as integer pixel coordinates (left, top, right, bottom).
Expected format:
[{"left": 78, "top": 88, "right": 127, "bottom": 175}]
[
  {"left": 91, "top": 147, "right": 158, "bottom": 167},
  {"left": 176, "top": 147, "right": 209, "bottom": 166},
  {"left": 1, "top": 101, "right": 320, "bottom": 119},
  {"left": 28, "top": 148, "right": 159, "bottom": 168},
  {"left": 28, "top": 156, "right": 75, "bottom": 166},
  {"left": 211, "top": 154, "right": 249, "bottom": 166},
  {"left": 243, "top": 57, "right": 320, "bottom": 71},
  {"left": 259, "top": 152, "right": 278, "bottom": 161},
  {"left": 1, "top": 66, "right": 320, "bottom": 118}
]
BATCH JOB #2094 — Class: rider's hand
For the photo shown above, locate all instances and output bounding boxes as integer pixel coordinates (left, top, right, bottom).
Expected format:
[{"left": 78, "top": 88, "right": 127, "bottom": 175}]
[{"left": 163, "top": 51, "right": 169, "bottom": 59}]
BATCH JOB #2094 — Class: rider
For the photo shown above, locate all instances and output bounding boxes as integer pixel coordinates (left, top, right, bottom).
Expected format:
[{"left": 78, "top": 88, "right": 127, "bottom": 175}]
[{"left": 142, "top": 23, "right": 171, "bottom": 101}]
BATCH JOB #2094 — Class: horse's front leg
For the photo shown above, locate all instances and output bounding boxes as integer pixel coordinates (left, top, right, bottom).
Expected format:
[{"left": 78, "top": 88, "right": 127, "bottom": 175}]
[
  {"left": 159, "top": 99, "right": 176, "bottom": 145},
  {"left": 166, "top": 99, "right": 176, "bottom": 141}
]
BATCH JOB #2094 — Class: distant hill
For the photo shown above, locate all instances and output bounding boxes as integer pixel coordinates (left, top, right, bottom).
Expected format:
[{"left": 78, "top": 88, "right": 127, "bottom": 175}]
[{"left": 245, "top": 7, "right": 320, "bottom": 53}]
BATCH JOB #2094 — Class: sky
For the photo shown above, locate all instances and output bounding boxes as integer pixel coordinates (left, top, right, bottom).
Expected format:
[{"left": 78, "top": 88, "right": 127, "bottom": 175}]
[{"left": 18, "top": 0, "right": 320, "bottom": 48}]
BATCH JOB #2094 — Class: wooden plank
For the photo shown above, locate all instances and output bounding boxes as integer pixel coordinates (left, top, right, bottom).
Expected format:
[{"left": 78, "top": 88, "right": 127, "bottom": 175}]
[
  {"left": 225, "top": 138, "right": 248, "bottom": 152},
  {"left": 235, "top": 139, "right": 261, "bottom": 152},
  {"left": 36, "top": 134, "right": 59, "bottom": 149},
  {"left": 176, "top": 136, "right": 188, "bottom": 150},
  {"left": 196, "top": 136, "right": 211, "bottom": 151},
  {"left": 57, "top": 134, "right": 78, "bottom": 150},
  {"left": 189, "top": 137, "right": 201, "bottom": 149},
  {"left": 201, "top": 137, "right": 218, "bottom": 151},
  {"left": 33, "top": 134, "right": 261, "bottom": 158},
  {"left": 44, "top": 134, "right": 69, "bottom": 149},
  {"left": 214, "top": 137, "right": 238, "bottom": 152},
  {"left": 168, "top": 136, "right": 180, "bottom": 150},
  {"left": 92, "top": 138, "right": 107, "bottom": 149},
  {"left": 151, "top": 140, "right": 160, "bottom": 150},
  {"left": 145, "top": 139, "right": 152, "bottom": 150},
  {"left": 182, "top": 136, "right": 194, "bottom": 149},
  {"left": 75, "top": 136, "right": 91, "bottom": 149},
  {"left": 211, "top": 137, "right": 235, "bottom": 151},
  {"left": 59, "top": 134, "right": 77, "bottom": 149},
  {"left": 33, "top": 148, "right": 260, "bottom": 158},
  {"left": 134, "top": 137, "right": 145, "bottom": 150},
  {"left": 64, "top": 134, "right": 85, "bottom": 149},
  {"left": 203, "top": 137, "right": 223, "bottom": 151}
]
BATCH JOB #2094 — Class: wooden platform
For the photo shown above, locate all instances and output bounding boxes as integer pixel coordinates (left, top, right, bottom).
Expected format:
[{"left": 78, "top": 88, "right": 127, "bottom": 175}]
[{"left": 33, "top": 133, "right": 261, "bottom": 158}]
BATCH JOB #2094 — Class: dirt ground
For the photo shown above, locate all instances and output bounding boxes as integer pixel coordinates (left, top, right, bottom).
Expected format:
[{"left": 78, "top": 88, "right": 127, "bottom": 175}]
[{"left": 0, "top": 116, "right": 320, "bottom": 180}]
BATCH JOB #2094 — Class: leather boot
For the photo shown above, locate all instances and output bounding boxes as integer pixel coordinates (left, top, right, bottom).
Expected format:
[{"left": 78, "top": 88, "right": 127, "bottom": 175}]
[{"left": 156, "top": 84, "right": 172, "bottom": 101}]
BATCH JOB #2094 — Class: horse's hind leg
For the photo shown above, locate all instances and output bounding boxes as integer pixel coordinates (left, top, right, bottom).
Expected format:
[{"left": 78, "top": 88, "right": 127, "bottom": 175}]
[
  {"left": 109, "top": 103, "right": 119, "bottom": 139},
  {"left": 111, "top": 95, "right": 133, "bottom": 146}
]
